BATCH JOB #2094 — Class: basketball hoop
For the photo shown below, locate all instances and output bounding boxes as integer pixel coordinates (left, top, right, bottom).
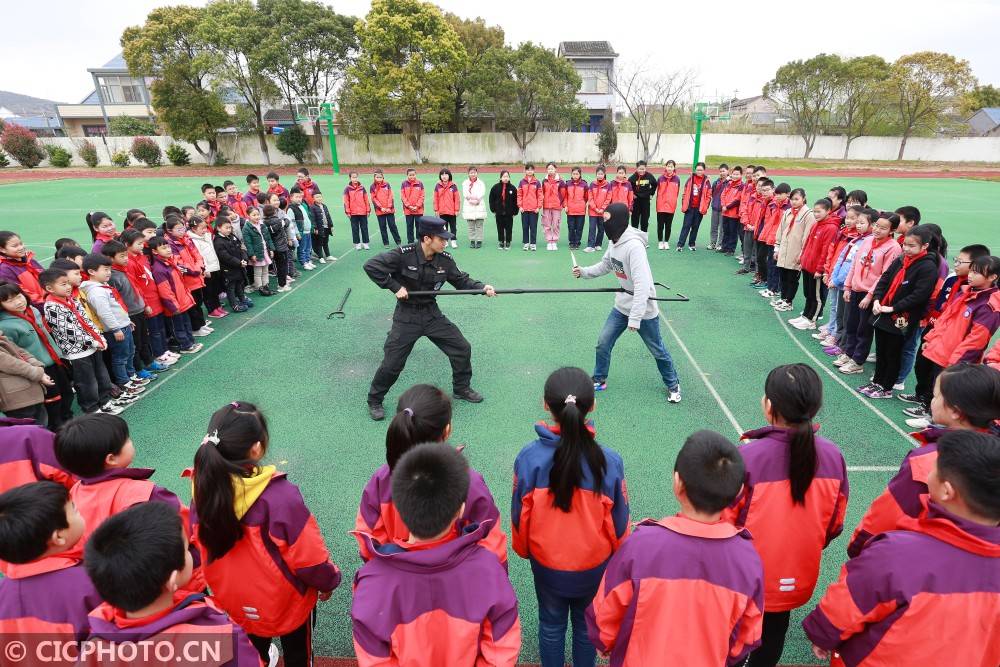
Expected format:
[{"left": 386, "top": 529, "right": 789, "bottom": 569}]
[{"left": 293, "top": 96, "right": 340, "bottom": 173}]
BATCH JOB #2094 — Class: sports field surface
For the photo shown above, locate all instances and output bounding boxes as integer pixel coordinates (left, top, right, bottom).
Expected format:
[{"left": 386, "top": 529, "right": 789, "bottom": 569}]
[{"left": 3, "top": 172, "right": 998, "bottom": 665}]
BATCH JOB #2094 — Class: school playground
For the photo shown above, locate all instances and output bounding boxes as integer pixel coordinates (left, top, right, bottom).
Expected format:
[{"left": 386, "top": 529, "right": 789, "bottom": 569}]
[{"left": 3, "top": 171, "right": 998, "bottom": 665}]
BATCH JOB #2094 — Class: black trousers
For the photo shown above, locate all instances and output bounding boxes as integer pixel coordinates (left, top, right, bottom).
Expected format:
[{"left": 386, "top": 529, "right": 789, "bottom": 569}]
[
  {"left": 4, "top": 402, "right": 47, "bottom": 427},
  {"left": 224, "top": 276, "right": 247, "bottom": 309},
  {"left": 656, "top": 211, "right": 674, "bottom": 242},
  {"left": 801, "top": 272, "right": 828, "bottom": 322},
  {"left": 914, "top": 351, "right": 942, "bottom": 407},
  {"left": 204, "top": 272, "right": 224, "bottom": 311},
  {"left": 755, "top": 242, "right": 772, "bottom": 282},
  {"left": 188, "top": 287, "right": 206, "bottom": 330},
  {"left": 129, "top": 312, "right": 151, "bottom": 370},
  {"left": 441, "top": 214, "right": 457, "bottom": 239},
  {"left": 44, "top": 363, "right": 72, "bottom": 431},
  {"left": 747, "top": 611, "right": 791, "bottom": 667},
  {"left": 313, "top": 230, "right": 331, "bottom": 258},
  {"left": 272, "top": 250, "right": 288, "bottom": 288},
  {"left": 71, "top": 352, "right": 112, "bottom": 413},
  {"left": 368, "top": 305, "right": 472, "bottom": 406},
  {"left": 721, "top": 215, "right": 741, "bottom": 252},
  {"left": 405, "top": 214, "right": 420, "bottom": 244},
  {"left": 248, "top": 609, "right": 314, "bottom": 667},
  {"left": 495, "top": 214, "right": 513, "bottom": 245},
  {"left": 630, "top": 198, "right": 651, "bottom": 231},
  {"left": 873, "top": 327, "right": 905, "bottom": 389},
  {"left": 779, "top": 268, "right": 800, "bottom": 304}
]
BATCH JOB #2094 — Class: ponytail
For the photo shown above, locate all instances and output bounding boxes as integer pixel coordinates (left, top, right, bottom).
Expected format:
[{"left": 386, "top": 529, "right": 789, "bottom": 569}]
[
  {"left": 385, "top": 384, "right": 452, "bottom": 470},
  {"left": 765, "top": 364, "right": 822, "bottom": 505},
  {"left": 84, "top": 212, "right": 99, "bottom": 241},
  {"left": 192, "top": 401, "right": 269, "bottom": 561},
  {"left": 545, "top": 367, "right": 605, "bottom": 513}
]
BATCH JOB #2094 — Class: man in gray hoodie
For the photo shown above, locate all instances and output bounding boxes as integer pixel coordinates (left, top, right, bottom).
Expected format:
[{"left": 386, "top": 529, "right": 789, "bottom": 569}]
[{"left": 573, "top": 202, "right": 681, "bottom": 403}]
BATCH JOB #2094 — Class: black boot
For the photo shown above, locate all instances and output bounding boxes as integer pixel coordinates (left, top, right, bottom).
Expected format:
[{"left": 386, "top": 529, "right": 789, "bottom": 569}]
[
  {"left": 368, "top": 403, "right": 385, "bottom": 421},
  {"left": 453, "top": 387, "right": 483, "bottom": 403}
]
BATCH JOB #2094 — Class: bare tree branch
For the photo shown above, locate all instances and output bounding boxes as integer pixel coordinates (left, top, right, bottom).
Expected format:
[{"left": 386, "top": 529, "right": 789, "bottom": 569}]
[{"left": 610, "top": 62, "right": 697, "bottom": 162}]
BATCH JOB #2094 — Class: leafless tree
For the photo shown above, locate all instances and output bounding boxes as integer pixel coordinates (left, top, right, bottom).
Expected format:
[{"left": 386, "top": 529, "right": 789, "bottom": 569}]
[{"left": 610, "top": 63, "right": 697, "bottom": 163}]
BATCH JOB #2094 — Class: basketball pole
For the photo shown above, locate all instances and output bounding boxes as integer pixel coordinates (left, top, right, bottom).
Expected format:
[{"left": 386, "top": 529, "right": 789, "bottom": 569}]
[
  {"left": 691, "top": 102, "right": 708, "bottom": 169},
  {"left": 296, "top": 100, "right": 340, "bottom": 175}
]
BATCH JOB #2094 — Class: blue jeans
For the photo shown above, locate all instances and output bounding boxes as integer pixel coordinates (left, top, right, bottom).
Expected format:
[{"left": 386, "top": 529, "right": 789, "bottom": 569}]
[
  {"left": 896, "top": 324, "right": 923, "bottom": 386},
  {"left": 587, "top": 216, "right": 605, "bottom": 248},
  {"left": 534, "top": 578, "right": 597, "bottom": 667},
  {"left": 767, "top": 251, "right": 781, "bottom": 293},
  {"left": 404, "top": 214, "right": 419, "bottom": 244},
  {"left": 676, "top": 209, "right": 704, "bottom": 247},
  {"left": 297, "top": 233, "right": 313, "bottom": 265},
  {"left": 594, "top": 309, "right": 679, "bottom": 390},
  {"left": 170, "top": 312, "right": 195, "bottom": 350},
  {"left": 147, "top": 314, "right": 167, "bottom": 357},
  {"left": 104, "top": 327, "right": 136, "bottom": 385},
  {"left": 521, "top": 211, "right": 538, "bottom": 245},
  {"left": 827, "top": 288, "right": 841, "bottom": 338}
]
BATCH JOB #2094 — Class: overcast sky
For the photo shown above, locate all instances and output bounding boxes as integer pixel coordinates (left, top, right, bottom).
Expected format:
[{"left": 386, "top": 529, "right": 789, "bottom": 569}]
[{"left": 2, "top": 0, "right": 999, "bottom": 104}]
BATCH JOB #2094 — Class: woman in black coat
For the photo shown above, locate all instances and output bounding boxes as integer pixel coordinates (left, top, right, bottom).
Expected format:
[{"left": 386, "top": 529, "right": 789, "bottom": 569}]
[
  {"left": 866, "top": 226, "right": 941, "bottom": 397},
  {"left": 489, "top": 170, "right": 519, "bottom": 250}
]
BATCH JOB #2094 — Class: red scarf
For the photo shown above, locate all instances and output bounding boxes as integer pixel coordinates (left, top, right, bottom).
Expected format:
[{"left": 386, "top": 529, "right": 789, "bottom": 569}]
[
  {"left": 9, "top": 307, "right": 63, "bottom": 367},
  {"left": 45, "top": 294, "right": 104, "bottom": 348},
  {"left": 785, "top": 206, "right": 803, "bottom": 234},
  {"left": 501, "top": 184, "right": 507, "bottom": 204},
  {"left": 861, "top": 236, "right": 891, "bottom": 278},
  {"left": 98, "top": 283, "right": 130, "bottom": 318},
  {"left": 882, "top": 250, "right": 928, "bottom": 307}
]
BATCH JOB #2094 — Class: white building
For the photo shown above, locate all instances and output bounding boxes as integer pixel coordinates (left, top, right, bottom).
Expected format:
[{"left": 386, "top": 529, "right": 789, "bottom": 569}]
[{"left": 556, "top": 41, "right": 618, "bottom": 133}]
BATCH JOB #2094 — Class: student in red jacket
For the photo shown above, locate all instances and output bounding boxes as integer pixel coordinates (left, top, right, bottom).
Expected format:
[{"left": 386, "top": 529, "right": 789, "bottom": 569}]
[
  {"left": 149, "top": 238, "right": 200, "bottom": 354},
  {"left": 513, "top": 367, "right": 629, "bottom": 667},
  {"left": 717, "top": 165, "right": 744, "bottom": 254},
  {"left": 344, "top": 171, "right": 371, "bottom": 250},
  {"left": 352, "top": 443, "right": 521, "bottom": 667},
  {"left": 354, "top": 383, "right": 507, "bottom": 564},
  {"left": 295, "top": 167, "right": 321, "bottom": 206},
  {"left": 585, "top": 165, "right": 612, "bottom": 252},
  {"left": 165, "top": 217, "right": 210, "bottom": 337},
  {"left": 371, "top": 168, "right": 402, "bottom": 248},
  {"left": 736, "top": 168, "right": 758, "bottom": 271},
  {"left": 654, "top": 160, "right": 681, "bottom": 250},
  {"left": 82, "top": 502, "right": 262, "bottom": 667},
  {"left": 120, "top": 230, "right": 174, "bottom": 368},
  {"left": 676, "top": 162, "right": 712, "bottom": 251},
  {"left": 804, "top": 430, "right": 1000, "bottom": 667},
  {"left": 725, "top": 364, "right": 848, "bottom": 667},
  {"left": 400, "top": 168, "right": 425, "bottom": 244},
  {"left": 608, "top": 166, "right": 634, "bottom": 213},
  {"left": 0, "top": 481, "right": 101, "bottom": 642},
  {"left": 189, "top": 401, "right": 341, "bottom": 666},
  {"left": 848, "top": 363, "right": 1000, "bottom": 557},
  {"left": 541, "top": 162, "right": 567, "bottom": 251},
  {"left": 797, "top": 198, "right": 840, "bottom": 327},
  {"left": 0, "top": 231, "right": 46, "bottom": 309},
  {"left": 755, "top": 183, "right": 791, "bottom": 297},
  {"left": 587, "top": 431, "right": 763, "bottom": 666},
  {"left": 518, "top": 163, "right": 543, "bottom": 251},
  {"left": 433, "top": 168, "right": 461, "bottom": 249},
  {"left": 0, "top": 419, "right": 75, "bottom": 495},
  {"left": 564, "top": 167, "right": 589, "bottom": 251}
]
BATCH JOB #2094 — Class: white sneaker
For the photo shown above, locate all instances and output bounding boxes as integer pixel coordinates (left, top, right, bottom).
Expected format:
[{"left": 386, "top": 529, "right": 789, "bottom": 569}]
[
  {"left": 892, "top": 382, "right": 905, "bottom": 391},
  {"left": 760, "top": 290, "right": 774, "bottom": 298},
  {"left": 362, "top": 243, "right": 370, "bottom": 250},
  {"left": 523, "top": 243, "right": 530, "bottom": 251},
  {"left": 839, "top": 360, "right": 864, "bottom": 374},
  {"left": 905, "top": 416, "right": 931, "bottom": 429},
  {"left": 192, "top": 327, "right": 210, "bottom": 337},
  {"left": 866, "top": 352, "right": 876, "bottom": 363},
  {"left": 355, "top": 243, "right": 362, "bottom": 250},
  {"left": 664, "top": 242, "right": 669, "bottom": 250},
  {"left": 667, "top": 387, "right": 682, "bottom": 403},
  {"left": 286, "top": 276, "right": 296, "bottom": 283},
  {"left": 552, "top": 243, "right": 558, "bottom": 250},
  {"left": 156, "top": 353, "right": 177, "bottom": 366},
  {"left": 833, "top": 354, "right": 851, "bottom": 366},
  {"left": 267, "top": 643, "right": 279, "bottom": 667},
  {"left": 450, "top": 240, "right": 458, "bottom": 248},
  {"left": 657, "top": 241, "right": 664, "bottom": 250},
  {"left": 738, "top": 256, "right": 744, "bottom": 264},
  {"left": 318, "top": 257, "right": 326, "bottom": 264},
  {"left": 792, "top": 318, "right": 817, "bottom": 330},
  {"left": 530, "top": 244, "right": 537, "bottom": 251},
  {"left": 99, "top": 401, "right": 125, "bottom": 415},
  {"left": 180, "top": 343, "right": 203, "bottom": 354},
  {"left": 276, "top": 285, "right": 291, "bottom": 292},
  {"left": 584, "top": 246, "right": 595, "bottom": 253}
]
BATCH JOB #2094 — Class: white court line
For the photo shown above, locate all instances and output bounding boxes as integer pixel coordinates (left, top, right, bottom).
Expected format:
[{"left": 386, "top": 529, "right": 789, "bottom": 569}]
[
  {"left": 134, "top": 248, "right": 355, "bottom": 404},
  {"left": 660, "top": 312, "right": 899, "bottom": 473},
  {"left": 772, "top": 310, "right": 916, "bottom": 448}
]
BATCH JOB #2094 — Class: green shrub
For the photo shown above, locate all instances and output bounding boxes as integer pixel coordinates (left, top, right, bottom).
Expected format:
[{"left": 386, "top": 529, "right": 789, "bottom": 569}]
[
  {"left": 0, "top": 123, "right": 46, "bottom": 168},
  {"left": 108, "top": 116, "right": 159, "bottom": 136},
  {"left": 44, "top": 144, "right": 72, "bottom": 168},
  {"left": 78, "top": 140, "right": 99, "bottom": 168},
  {"left": 597, "top": 119, "right": 617, "bottom": 163},
  {"left": 110, "top": 150, "right": 131, "bottom": 168},
  {"left": 130, "top": 137, "right": 162, "bottom": 167},
  {"left": 0, "top": 149, "right": 8, "bottom": 168},
  {"left": 212, "top": 153, "right": 228, "bottom": 166},
  {"left": 165, "top": 143, "right": 191, "bottom": 166},
  {"left": 275, "top": 124, "right": 309, "bottom": 164}
]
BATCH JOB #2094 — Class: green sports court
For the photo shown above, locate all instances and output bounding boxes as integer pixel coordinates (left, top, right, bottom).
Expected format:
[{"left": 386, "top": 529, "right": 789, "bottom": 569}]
[{"left": 3, "top": 171, "right": 997, "bottom": 665}]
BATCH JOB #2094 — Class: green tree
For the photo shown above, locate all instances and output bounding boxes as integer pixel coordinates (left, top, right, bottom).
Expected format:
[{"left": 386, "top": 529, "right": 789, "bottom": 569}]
[
  {"left": 199, "top": 0, "right": 281, "bottom": 164},
  {"left": 275, "top": 124, "right": 309, "bottom": 163},
  {"left": 121, "top": 5, "right": 230, "bottom": 164},
  {"left": 834, "top": 55, "right": 891, "bottom": 159},
  {"left": 889, "top": 51, "right": 976, "bottom": 159},
  {"left": 343, "top": 0, "right": 464, "bottom": 162},
  {"left": 441, "top": 12, "right": 504, "bottom": 132},
  {"left": 960, "top": 84, "right": 1000, "bottom": 117},
  {"left": 764, "top": 53, "right": 843, "bottom": 157},
  {"left": 597, "top": 116, "right": 617, "bottom": 163},
  {"left": 107, "top": 116, "right": 160, "bottom": 136},
  {"left": 338, "top": 76, "right": 386, "bottom": 162},
  {"left": 481, "top": 43, "right": 586, "bottom": 161}
]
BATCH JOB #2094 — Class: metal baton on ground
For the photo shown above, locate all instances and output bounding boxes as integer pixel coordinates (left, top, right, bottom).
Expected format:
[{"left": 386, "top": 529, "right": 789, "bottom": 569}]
[
  {"left": 402, "top": 287, "right": 690, "bottom": 302},
  {"left": 327, "top": 288, "right": 352, "bottom": 319}
]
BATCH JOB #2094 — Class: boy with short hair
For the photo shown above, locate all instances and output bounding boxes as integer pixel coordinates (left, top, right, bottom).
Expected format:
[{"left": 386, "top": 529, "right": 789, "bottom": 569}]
[
  {"left": 804, "top": 430, "right": 1000, "bottom": 666},
  {"left": 82, "top": 502, "right": 261, "bottom": 667},
  {"left": 80, "top": 254, "right": 144, "bottom": 397},
  {"left": 40, "top": 268, "right": 121, "bottom": 415},
  {"left": 200, "top": 183, "right": 221, "bottom": 224},
  {"left": 351, "top": 443, "right": 521, "bottom": 666},
  {"left": 55, "top": 245, "right": 86, "bottom": 265},
  {"left": 400, "top": 168, "right": 425, "bottom": 244},
  {"left": 296, "top": 167, "right": 321, "bottom": 205},
  {"left": 212, "top": 218, "right": 249, "bottom": 312},
  {"left": 708, "top": 162, "right": 730, "bottom": 250},
  {"left": 586, "top": 430, "right": 763, "bottom": 665},
  {"left": 0, "top": 481, "right": 102, "bottom": 640},
  {"left": 756, "top": 182, "right": 791, "bottom": 299},
  {"left": 310, "top": 191, "right": 335, "bottom": 263},
  {"left": 266, "top": 171, "right": 289, "bottom": 202},
  {"left": 894, "top": 205, "right": 920, "bottom": 241},
  {"left": 100, "top": 240, "right": 155, "bottom": 383},
  {"left": 288, "top": 186, "right": 316, "bottom": 270},
  {"left": 224, "top": 179, "right": 248, "bottom": 218}
]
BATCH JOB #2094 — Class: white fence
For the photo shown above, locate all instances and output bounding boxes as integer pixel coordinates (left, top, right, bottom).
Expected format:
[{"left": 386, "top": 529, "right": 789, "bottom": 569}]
[{"left": 29, "top": 131, "right": 1000, "bottom": 167}]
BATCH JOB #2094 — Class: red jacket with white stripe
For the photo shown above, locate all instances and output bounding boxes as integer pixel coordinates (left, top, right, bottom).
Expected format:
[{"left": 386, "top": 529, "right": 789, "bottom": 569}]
[
  {"left": 370, "top": 181, "right": 395, "bottom": 214},
  {"left": 400, "top": 178, "right": 426, "bottom": 215},
  {"left": 433, "top": 182, "right": 460, "bottom": 216},
  {"left": 680, "top": 175, "right": 711, "bottom": 214},
  {"left": 921, "top": 285, "right": 1000, "bottom": 366},
  {"left": 655, "top": 174, "right": 681, "bottom": 214},
  {"left": 588, "top": 179, "right": 612, "bottom": 216},
  {"left": 517, "top": 177, "right": 542, "bottom": 211},
  {"left": 609, "top": 179, "right": 634, "bottom": 211},
  {"left": 343, "top": 183, "right": 371, "bottom": 216},
  {"left": 564, "top": 178, "right": 589, "bottom": 215}
]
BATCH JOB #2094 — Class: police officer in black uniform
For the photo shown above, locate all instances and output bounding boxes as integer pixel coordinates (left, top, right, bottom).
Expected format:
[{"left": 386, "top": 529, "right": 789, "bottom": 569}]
[{"left": 363, "top": 216, "right": 496, "bottom": 421}]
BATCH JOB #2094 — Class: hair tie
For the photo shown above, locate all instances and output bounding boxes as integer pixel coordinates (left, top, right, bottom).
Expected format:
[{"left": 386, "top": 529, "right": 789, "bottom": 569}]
[
  {"left": 403, "top": 408, "right": 414, "bottom": 418},
  {"left": 564, "top": 395, "right": 577, "bottom": 405},
  {"left": 230, "top": 401, "right": 240, "bottom": 408},
  {"left": 202, "top": 430, "right": 221, "bottom": 447}
]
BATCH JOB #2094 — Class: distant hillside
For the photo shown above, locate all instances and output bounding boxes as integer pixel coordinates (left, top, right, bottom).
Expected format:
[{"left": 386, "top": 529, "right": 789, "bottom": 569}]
[{"left": 0, "top": 91, "right": 63, "bottom": 117}]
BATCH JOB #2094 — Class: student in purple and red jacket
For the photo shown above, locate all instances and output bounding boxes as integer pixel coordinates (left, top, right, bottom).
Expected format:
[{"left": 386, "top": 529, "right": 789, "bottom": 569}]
[
  {"left": 718, "top": 166, "right": 744, "bottom": 255},
  {"left": 803, "top": 430, "right": 1000, "bottom": 667},
  {"left": 654, "top": 160, "right": 681, "bottom": 250},
  {"left": 0, "top": 481, "right": 102, "bottom": 644},
  {"left": 352, "top": 442, "right": 521, "bottom": 667},
  {"left": 724, "top": 364, "right": 848, "bottom": 667},
  {"left": 0, "top": 418, "right": 75, "bottom": 496},
  {"left": 513, "top": 367, "right": 629, "bottom": 667},
  {"left": 586, "top": 430, "right": 763, "bottom": 667},
  {"left": 354, "top": 383, "right": 507, "bottom": 564},
  {"left": 400, "top": 168, "right": 426, "bottom": 244},
  {"left": 82, "top": 502, "right": 262, "bottom": 667},
  {"left": 707, "top": 163, "right": 730, "bottom": 250},
  {"left": 676, "top": 162, "right": 712, "bottom": 251}
]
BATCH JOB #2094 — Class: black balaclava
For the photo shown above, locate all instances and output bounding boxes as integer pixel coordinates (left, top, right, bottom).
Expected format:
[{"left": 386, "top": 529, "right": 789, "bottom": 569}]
[{"left": 603, "top": 202, "right": 630, "bottom": 244}]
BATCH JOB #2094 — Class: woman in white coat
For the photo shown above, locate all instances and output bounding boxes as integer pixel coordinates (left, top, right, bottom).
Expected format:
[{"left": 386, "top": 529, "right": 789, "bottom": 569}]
[{"left": 462, "top": 166, "right": 487, "bottom": 249}]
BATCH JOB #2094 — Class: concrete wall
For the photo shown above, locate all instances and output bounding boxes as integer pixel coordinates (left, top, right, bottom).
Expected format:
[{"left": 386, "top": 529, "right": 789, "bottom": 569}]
[{"left": 27, "top": 131, "right": 1000, "bottom": 168}]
